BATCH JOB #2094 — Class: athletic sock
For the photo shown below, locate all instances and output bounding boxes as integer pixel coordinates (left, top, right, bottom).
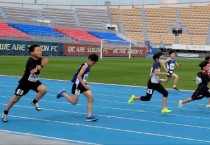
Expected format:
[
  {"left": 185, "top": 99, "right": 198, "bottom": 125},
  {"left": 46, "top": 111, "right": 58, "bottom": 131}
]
[
  {"left": 4, "top": 110, "right": 8, "bottom": 115},
  {"left": 32, "top": 99, "right": 38, "bottom": 104}
]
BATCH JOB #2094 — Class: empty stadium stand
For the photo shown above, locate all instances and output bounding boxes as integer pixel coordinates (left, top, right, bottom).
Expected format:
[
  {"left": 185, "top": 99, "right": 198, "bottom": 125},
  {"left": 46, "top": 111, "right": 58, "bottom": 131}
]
[
  {"left": 145, "top": 7, "right": 176, "bottom": 45},
  {"left": 2, "top": 6, "right": 39, "bottom": 24},
  {"left": 0, "top": 3, "right": 209, "bottom": 46},
  {"left": 42, "top": 8, "right": 77, "bottom": 26},
  {"left": 179, "top": 5, "right": 209, "bottom": 45},
  {"left": 76, "top": 8, "right": 110, "bottom": 29},
  {"left": 0, "top": 22, "right": 31, "bottom": 39},
  {"left": 110, "top": 7, "right": 144, "bottom": 43},
  {"left": 87, "top": 31, "right": 129, "bottom": 44},
  {"left": 54, "top": 28, "right": 101, "bottom": 43},
  {"left": 7, "top": 23, "right": 64, "bottom": 37}
]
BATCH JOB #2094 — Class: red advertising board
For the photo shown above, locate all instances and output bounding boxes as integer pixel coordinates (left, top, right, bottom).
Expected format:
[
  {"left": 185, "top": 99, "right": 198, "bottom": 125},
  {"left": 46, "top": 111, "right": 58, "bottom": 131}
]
[{"left": 63, "top": 43, "right": 147, "bottom": 57}]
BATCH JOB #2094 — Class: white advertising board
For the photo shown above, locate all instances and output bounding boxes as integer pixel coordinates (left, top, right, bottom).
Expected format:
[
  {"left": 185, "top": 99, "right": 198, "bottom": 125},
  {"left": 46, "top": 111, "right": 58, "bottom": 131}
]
[{"left": 172, "top": 44, "right": 210, "bottom": 51}]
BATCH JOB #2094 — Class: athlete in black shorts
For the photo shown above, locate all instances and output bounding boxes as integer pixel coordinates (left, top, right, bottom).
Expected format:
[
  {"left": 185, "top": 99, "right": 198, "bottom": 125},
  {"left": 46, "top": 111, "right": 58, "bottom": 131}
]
[
  {"left": 178, "top": 60, "right": 210, "bottom": 108},
  {"left": 128, "top": 52, "right": 172, "bottom": 114},
  {"left": 2, "top": 44, "right": 48, "bottom": 122}
]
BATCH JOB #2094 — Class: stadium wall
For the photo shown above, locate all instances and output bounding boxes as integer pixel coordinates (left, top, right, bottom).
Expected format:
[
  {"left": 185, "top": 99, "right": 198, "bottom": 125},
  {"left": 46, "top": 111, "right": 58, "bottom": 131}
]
[{"left": 0, "top": 39, "right": 147, "bottom": 57}]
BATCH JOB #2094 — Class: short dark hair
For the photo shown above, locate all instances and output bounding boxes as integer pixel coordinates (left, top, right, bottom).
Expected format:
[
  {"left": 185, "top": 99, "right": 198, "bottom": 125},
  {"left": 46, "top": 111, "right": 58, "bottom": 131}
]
[
  {"left": 169, "top": 50, "right": 175, "bottom": 55},
  {"left": 205, "top": 56, "right": 210, "bottom": 61},
  {"left": 88, "top": 53, "right": 99, "bottom": 62},
  {"left": 28, "top": 44, "right": 40, "bottom": 53},
  {"left": 199, "top": 60, "right": 208, "bottom": 70},
  {"left": 153, "top": 52, "right": 163, "bottom": 60}
]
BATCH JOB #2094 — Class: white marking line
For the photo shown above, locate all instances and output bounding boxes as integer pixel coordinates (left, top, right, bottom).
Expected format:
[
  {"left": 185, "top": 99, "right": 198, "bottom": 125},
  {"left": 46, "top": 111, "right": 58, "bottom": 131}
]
[
  {"left": 3, "top": 115, "right": 210, "bottom": 144},
  {"left": 1, "top": 102, "right": 210, "bottom": 131},
  {"left": 1, "top": 95, "right": 210, "bottom": 121},
  {"left": 0, "top": 129, "right": 99, "bottom": 145},
  {"left": 0, "top": 93, "right": 208, "bottom": 115},
  {"left": 0, "top": 88, "right": 207, "bottom": 111},
  {"left": 0, "top": 74, "right": 195, "bottom": 91}
]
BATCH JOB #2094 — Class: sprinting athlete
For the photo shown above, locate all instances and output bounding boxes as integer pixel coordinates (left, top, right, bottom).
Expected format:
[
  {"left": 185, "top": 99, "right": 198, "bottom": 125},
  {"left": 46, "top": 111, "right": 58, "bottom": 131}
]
[
  {"left": 178, "top": 60, "right": 210, "bottom": 108},
  {"left": 128, "top": 52, "right": 172, "bottom": 114},
  {"left": 2, "top": 44, "right": 48, "bottom": 122},
  {"left": 162, "top": 50, "right": 181, "bottom": 90},
  {"left": 57, "top": 53, "right": 99, "bottom": 122}
]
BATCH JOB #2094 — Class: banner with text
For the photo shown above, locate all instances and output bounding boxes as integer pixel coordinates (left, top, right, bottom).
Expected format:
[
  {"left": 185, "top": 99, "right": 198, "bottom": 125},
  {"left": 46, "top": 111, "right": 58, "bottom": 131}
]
[
  {"left": 63, "top": 43, "right": 147, "bottom": 57},
  {"left": 0, "top": 39, "right": 147, "bottom": 57},
  {"left": 0, "top": 39, "right": 63, "bottom": 56}
]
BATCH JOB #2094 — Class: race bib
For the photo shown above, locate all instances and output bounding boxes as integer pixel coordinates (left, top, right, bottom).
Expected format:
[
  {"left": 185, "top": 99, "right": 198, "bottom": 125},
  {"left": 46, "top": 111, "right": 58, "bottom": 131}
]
[
  {"left": 170, "top": 64, "right": 175, "bottom": 70},
  {"left": 83, "top": 74, "right": 89, "bottom": 83},
  {"left": 147, "top": 89, "right": 153, "bottom": 94},
  {"left": 75, "top": 88, "right": 81, "bottom": 95},
  {"left": 28, "top": 74, "right": 39, "bottom": 82}
]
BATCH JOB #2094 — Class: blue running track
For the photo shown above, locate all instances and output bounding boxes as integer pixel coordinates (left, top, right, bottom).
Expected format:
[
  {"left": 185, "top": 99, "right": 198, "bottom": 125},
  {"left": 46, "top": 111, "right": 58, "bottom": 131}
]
[{"left": 0, "top": 76, "right": 210, "bottom": 144}]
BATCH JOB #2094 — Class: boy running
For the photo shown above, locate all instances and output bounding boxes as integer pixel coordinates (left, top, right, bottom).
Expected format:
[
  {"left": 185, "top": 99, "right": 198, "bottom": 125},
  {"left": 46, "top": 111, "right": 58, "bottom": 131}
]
[
  {"left": 128, "top": 52, "right": 172, "bottom": 114},
  {"left": 57, "top": 53, "right": 99, "bottom": 122},
  {"left": 178, "top": 60, "right": 210, "bottom": 108},
  {"left": 2, "top": 44, "right": 48, "bottom": 122},
  {"left": 162, "top": 50, "right": 181, "bottom": 90}
]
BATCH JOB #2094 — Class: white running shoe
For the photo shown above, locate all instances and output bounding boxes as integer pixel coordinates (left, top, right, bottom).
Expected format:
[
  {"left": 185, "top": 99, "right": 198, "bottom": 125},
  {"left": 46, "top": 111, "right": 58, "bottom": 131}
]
[
  {"left": 31, "top": 102, "right": 42, "bottom": 111},
  {"left": 2, "top": 113, "right": 8, "bottom": 122},
  {"left": 178, "top": 100, "right": 183, "bottom": 108}
]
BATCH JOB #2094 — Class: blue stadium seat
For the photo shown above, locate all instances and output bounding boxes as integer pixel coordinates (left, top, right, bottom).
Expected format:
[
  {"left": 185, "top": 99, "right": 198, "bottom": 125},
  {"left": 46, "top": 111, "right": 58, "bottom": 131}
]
[
  {"left": 7, "top": 23, "right": 64, "bottom": 37},
  {"left": 87, "top": 31, "right": 129, "bottom": 45}
]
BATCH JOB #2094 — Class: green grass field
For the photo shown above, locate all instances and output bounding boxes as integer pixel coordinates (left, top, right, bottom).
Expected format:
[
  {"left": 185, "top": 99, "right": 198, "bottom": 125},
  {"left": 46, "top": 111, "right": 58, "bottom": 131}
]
[{"left": 0, "top": 56, "right": 203, "bottom": 90}]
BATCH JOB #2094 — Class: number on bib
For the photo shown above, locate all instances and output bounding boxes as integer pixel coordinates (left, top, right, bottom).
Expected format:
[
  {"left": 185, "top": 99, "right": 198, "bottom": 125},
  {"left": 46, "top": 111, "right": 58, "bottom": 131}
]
[{"left": 147, "top": 89, "right": 153, "bottom": 94}]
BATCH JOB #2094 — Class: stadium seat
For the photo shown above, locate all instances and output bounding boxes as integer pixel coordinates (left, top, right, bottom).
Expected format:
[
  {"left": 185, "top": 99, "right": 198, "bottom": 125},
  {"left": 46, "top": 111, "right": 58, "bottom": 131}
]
[
  {"left": 54, "top": 28, "right": 101, "bottom": 43},
  {"left": 110, "top": 8, "right": 144, "bottom": 43},
  {"left": 76, "top": 8, "right": 110, "bottom": 29},
  {"left": 0, "top": 22, "right": 31, "bottom": 39},
  {"left": 87, "top": 31, "right": 129, "bottom": 45},
  {"left": 7, "top": 23, "right": 64, "bottom": 37}
]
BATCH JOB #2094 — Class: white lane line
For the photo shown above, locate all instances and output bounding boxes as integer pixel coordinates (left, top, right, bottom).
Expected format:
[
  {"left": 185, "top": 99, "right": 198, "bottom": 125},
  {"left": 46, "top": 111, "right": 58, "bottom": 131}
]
[
  {"left": 1, "top": 103, "right": 210, "bottom": 131},
  {"left": 0, "top": 91, "right": 208, "bottom": 112},
  {"left": 0, "top": 129, "right": 99, "bottom": 145},
  {"left": 1, "top": 95, "right": 210, "bottom": 121},
  {"left": 2, "top": 115, "right": 210, "bottom": 144}
]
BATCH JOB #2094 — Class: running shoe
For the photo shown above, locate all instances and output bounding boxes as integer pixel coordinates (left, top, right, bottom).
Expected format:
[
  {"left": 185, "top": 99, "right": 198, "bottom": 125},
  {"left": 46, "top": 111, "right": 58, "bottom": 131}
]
[
  {"left": 173, "top": 87, "right": 179, "bottom": 91},
  {"left": 178, "top": 100, "right": 183, "bottom": 108},
  {"left": 161, "top": 107, "right": 172, "bottom": 114},
  {"left": 86, "top": 115, "right": 99, "bottom": 122},
  {"left": 57, "top": 89, "right": 66, "bottom": 99},
  {"left": 128, "top": 95, "right": 135, "bottom": 104},
  {"left": 2, "top": 113, "right": 8, "bottom": 122},
  {"left": 31, "top": 102, "right": 41, "bottom": 111}
]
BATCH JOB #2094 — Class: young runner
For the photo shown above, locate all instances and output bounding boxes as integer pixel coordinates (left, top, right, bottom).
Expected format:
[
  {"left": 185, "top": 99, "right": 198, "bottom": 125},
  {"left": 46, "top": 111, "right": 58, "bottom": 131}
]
[
  {"left": 162, "top": 50, "right": 181, "bottom": 90},
  {"left": 2, "top": 44, "right": 48, "bottom": 122},
  {"left": 178, "top": 60, "right": 210, "bottom": 108},
  {"left": 128, "top": 52, "right": 172, "bottom": 113},
  {"left": 57, "top": 53, "right": 99, "bottom": 121}
]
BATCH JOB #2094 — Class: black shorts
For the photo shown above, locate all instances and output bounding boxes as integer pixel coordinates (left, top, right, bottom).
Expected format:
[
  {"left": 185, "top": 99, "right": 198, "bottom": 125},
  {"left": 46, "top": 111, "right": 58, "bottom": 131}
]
[
  {"left": 15, "top": 80, "right": 42, "bottom": 96},
  {"left": 71, "top": 84, "right": 87, "bottom": 95},
  {"left": 191, "top": 85, "right": 210, "bottom": 100},
  {"left": 147, "top": 80, "right": 168, "bottom": 97}
]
